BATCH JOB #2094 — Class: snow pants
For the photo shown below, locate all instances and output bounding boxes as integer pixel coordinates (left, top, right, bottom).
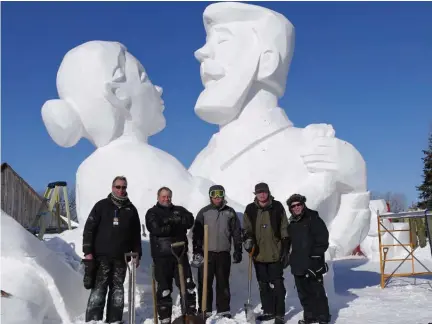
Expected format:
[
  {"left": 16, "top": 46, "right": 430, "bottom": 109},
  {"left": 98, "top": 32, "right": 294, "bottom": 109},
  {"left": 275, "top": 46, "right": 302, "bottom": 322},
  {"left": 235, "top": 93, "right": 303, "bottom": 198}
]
[
  {"left": 85, "top": 258, "right": 127, "bottom": 323},
  {"left": 294, "top": 274, "right": 331, "bottom": 323},
  {"left": 153, "top": 255, "right": 197, "bottom": 323},
  {"left": 254, "top": 261, "right": 286, "bottom": 317},
  {"left": 197, "top": 251, "right": 231, "bottom": 314}
]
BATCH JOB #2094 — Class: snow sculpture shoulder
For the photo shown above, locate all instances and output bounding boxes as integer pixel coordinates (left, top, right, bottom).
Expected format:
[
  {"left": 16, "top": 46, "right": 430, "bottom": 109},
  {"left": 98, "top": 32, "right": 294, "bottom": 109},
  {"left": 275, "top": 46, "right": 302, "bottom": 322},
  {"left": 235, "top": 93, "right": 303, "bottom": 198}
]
[
  {"left": 42, "top": 41, "right": 237, "bottom": 226},
  {"left": 189, "top": 2, "right": 371, "bottom": 257}
]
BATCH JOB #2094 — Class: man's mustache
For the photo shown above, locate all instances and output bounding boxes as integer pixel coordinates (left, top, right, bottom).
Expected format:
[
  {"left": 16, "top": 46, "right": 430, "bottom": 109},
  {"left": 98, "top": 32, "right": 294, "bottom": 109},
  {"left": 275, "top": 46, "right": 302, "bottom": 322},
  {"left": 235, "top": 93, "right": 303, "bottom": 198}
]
[{"left": 200, "top": 60, "right": 225, "bottom": 85}]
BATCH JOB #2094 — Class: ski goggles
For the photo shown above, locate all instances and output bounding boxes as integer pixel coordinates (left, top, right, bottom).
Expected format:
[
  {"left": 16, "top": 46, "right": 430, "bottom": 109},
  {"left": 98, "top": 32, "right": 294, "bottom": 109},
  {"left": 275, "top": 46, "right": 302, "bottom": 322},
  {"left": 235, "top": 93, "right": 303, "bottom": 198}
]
[{"left": 209, "top": 190, "right": 225, "bottom": 198}]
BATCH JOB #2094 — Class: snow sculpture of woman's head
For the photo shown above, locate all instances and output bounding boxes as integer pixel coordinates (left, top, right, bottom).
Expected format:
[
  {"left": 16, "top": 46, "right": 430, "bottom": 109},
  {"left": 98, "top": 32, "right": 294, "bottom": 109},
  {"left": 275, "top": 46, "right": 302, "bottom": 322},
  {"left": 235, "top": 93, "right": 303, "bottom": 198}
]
[{"left": 42, "top": 40, "right": 165, "bottom": 148}]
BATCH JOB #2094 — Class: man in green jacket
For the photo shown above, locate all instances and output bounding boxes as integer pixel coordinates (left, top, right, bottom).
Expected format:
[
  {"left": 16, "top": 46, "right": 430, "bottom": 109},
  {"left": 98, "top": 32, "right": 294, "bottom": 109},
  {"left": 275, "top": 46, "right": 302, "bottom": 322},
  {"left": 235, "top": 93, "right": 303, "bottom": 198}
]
[{"left": 242, "top": 183, "right": 290, "bottom": 324}]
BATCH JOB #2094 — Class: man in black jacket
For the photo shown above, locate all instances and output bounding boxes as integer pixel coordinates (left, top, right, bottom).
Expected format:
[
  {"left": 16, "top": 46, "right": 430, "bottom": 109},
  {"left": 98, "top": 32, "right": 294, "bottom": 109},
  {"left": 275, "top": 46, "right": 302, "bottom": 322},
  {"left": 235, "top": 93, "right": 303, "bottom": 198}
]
[
  {"left": 286, "top": 194, "right": 331, "bottom": 324},
  {"left": 82, "top": 176, "right": 142, "bottom": 323},
  {"left": 145, "top": 187, "right": 197, "bottom": 324},
  {"left": 242, "top": 183, "right": 290, "bottom": 324},
  {"left": 191, "top": 185, "right": 243, "bottom": 319}
]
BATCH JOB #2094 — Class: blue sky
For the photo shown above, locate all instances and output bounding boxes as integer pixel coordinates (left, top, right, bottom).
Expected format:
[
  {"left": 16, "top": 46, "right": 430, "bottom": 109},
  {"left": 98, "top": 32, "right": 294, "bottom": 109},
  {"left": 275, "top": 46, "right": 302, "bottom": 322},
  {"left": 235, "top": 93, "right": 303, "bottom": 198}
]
[{"left": 2, "top": 1, "right": 431, "bottom": 205}]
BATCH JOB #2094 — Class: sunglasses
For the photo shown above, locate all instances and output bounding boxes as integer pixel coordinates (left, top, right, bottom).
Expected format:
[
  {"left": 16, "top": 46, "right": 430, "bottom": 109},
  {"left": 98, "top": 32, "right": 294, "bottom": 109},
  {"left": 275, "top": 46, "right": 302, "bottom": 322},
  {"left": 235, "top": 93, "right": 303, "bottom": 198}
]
[
  {"left": 209, "top": 190, "right": 225, "bottom": 198},
  {"left": 290, "top": 203, "right": 302, "bottom": 208},
  {"left": 114, "top": 185, "right": 127, "bottom": 190}
]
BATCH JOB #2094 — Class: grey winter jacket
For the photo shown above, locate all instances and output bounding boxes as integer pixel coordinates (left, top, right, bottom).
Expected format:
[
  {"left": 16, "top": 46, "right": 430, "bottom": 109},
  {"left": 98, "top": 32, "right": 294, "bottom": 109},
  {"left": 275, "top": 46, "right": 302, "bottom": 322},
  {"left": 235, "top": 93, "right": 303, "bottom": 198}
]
[{"left": 192, "top": 202, "right": 242, "bottom": 254}]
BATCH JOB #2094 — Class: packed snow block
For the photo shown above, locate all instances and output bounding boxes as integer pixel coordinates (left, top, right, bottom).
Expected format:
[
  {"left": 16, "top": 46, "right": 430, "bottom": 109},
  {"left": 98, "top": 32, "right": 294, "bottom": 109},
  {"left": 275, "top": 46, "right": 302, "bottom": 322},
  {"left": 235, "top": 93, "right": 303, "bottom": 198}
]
[
  {"left": 328, "top": 192, "right": 371, "bottom": 257},
  {"left": 1, "top": 258, "right": 62, "bottom": 324},
  {"left": 0, "top": 210, "right": 89, "bottom": 323},
  {"left": 360, "top": 199, "right": 394, "bottom": 261}
]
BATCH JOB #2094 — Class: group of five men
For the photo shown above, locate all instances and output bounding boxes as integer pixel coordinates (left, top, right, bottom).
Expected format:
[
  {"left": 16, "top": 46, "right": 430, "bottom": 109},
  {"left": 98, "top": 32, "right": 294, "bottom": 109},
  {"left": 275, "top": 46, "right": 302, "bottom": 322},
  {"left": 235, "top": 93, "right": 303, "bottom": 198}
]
[{"left": 82, "top": 176, "right": 331, "bottom": 324}]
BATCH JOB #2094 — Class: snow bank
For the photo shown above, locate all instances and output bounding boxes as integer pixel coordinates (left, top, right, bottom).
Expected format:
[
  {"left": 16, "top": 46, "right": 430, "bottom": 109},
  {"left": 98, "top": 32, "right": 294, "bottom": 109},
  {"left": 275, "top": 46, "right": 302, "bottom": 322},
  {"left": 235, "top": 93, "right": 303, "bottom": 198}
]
[{"left": 0, "top": 210, "right": 88, "bottom": 323}]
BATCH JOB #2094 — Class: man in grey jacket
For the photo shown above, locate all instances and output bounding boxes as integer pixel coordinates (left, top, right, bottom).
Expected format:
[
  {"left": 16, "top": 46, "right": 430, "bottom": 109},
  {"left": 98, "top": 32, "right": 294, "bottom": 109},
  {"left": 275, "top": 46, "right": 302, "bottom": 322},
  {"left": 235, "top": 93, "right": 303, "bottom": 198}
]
[{"left": 191, "top": 185, "right": 243, "bottom": 318}]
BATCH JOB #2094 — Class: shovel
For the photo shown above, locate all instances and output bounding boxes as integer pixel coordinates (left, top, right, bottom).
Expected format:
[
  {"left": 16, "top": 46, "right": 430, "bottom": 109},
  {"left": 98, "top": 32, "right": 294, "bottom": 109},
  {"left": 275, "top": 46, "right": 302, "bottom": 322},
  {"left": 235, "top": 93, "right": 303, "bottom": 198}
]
[
  {"left": 151, "top": 263, "right": 158, "bottom": 324},
  {"left": 201, "top": 225, "right": 209, "bottom": 320},
  {"left": 125, "top": 252, "right": 138, "bottom": 324},
  {"left": 171, "top": 241, "right": 206, "bottom": 324},
  {"left": 244, "top": 247, "right": 255, "bottom": 323}
]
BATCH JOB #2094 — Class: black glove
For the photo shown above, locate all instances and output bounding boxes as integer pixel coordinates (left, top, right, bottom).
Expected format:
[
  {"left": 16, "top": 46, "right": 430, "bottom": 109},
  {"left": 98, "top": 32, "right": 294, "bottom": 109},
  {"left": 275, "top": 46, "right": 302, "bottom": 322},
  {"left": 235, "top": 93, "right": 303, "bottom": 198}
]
[
  {"left": 170, "top": 212, "right": 182, "bottom": 225},
  {"left": 306, "top": 256, "right": 328, "bottom": 279},
  {"left": 280, "top": 252, "right": 290, "bottom": 269},
  {"left": 279, "top": 238, "right": 290, "bottom": 269},
  {"left": 82, "top": 259, "right": 97, "bottom": 290},
  {"left": 191, "top": 253, "right": 204, "bottom": 268},
  {"left": 243, "top": 238, "right": 254, "bottom": 253},
  {"left": 233, "top": 250, "right": 242, "bottom": 264}
]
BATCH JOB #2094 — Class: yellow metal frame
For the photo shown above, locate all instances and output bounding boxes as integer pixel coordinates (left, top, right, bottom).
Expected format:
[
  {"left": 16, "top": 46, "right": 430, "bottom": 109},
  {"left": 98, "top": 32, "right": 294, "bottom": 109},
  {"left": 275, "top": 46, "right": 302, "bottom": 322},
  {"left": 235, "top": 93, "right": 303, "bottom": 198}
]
[
  {"left": 31, "top": 181, "right": 72, "bottom": 240},
  {"left": 377, "top": 210, "right": 432, "bottom": 288}
]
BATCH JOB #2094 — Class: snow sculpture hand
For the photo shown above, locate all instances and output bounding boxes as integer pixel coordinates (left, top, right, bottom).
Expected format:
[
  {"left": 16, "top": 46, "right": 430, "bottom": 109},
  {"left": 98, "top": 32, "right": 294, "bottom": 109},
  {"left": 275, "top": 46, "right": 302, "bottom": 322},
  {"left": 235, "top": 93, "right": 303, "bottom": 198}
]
[{"left": 301, "top": 124, "right": 339, "bottom": 174}]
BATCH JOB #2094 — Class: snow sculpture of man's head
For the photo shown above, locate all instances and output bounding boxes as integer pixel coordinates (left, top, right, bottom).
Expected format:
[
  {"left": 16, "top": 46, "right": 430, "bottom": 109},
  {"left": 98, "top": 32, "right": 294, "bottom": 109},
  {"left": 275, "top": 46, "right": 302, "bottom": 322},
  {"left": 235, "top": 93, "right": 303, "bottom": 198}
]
[
  {"left": 194, "top": 2, "right": 295, "bottom": 126},
  {"left": 42, "top": 41, "right": 165, "bottom": 148}
]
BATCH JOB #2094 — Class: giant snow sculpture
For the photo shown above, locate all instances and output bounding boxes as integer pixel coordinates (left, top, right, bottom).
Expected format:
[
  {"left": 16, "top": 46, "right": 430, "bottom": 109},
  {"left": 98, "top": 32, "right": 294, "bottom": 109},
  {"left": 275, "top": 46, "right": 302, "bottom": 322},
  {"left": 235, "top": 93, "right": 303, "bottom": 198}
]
[
  {"left": 41, "top": 41, "right": 242, "bottom": 227},
  {"left": 189, "top": 2, "right": 371, "bottom": 257}
]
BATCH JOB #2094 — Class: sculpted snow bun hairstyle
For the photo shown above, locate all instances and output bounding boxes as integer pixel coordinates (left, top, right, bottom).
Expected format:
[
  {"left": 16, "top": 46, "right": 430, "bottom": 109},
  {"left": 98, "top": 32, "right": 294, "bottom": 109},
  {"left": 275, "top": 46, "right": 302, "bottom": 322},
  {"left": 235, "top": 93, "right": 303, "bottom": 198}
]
[
  {"left": 41, "top": 40, "right": 129, "bottom": 149},
  {"left": 41, "top": 98, "right": 84, "bottom": 147}
]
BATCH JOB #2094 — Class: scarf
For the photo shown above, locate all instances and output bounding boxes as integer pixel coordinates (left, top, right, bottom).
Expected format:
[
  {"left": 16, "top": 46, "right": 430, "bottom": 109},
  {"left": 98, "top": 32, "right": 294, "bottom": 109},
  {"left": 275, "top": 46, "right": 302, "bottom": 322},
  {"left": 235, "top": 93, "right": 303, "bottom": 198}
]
[{"left": 109, "top": 192, "right": 130, "bottom": 208}]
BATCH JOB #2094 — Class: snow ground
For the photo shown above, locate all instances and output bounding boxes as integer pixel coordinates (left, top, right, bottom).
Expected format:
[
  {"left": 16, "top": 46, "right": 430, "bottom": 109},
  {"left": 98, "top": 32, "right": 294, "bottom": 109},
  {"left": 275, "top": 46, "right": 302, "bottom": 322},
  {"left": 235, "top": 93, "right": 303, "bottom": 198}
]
[{"left": 42, "top": 232, "right": 432, "bottom": 324}]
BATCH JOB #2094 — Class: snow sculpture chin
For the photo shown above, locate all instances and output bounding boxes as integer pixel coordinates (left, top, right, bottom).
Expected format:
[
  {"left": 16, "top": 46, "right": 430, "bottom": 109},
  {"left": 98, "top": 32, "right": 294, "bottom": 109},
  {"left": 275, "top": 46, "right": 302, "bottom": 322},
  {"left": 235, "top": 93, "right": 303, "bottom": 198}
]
[
  {"left": 190, "top": 2, "right": 371, "bottom": 258},
  {"left": 41, "top": 41, "right": 239, "bottom": 228}
]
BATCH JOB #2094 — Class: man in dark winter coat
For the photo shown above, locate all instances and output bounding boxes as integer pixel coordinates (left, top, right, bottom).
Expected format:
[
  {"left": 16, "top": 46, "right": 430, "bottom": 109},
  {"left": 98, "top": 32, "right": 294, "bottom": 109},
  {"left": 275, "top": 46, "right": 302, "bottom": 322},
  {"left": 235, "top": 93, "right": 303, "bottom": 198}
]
[
  {"left": 242, "top": 183, "right": 290, "bottom": 324},
  {"left": 286, "top": 194, "right": 331, "bottom": 324},
  {"left": 82, "top": 176, "right": 142, "bottom": 323},
  {"left": 191, "top": 185, "right": 243, "bottom": 318},
  {"left": 145, "top": 187, "right": 197, "bottom": 324}
]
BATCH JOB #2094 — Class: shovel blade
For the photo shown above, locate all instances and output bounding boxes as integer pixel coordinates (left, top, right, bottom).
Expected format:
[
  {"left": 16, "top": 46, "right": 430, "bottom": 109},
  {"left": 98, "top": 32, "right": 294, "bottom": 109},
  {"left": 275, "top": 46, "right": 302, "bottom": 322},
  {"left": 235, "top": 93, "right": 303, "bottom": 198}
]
[
  {"left": 244, "top": 303, "right": 255, "bottom": 323},
  {"left": 172, "top": 314, "right": 207, "bottom": 324}
]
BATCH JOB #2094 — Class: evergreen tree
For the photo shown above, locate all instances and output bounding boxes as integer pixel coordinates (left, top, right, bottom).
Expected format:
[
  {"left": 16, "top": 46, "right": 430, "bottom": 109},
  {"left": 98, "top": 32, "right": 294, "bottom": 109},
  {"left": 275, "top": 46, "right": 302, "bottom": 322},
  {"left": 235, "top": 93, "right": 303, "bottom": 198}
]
[{"left": 417, "top": 131, "right": 432, "bottom": 209}]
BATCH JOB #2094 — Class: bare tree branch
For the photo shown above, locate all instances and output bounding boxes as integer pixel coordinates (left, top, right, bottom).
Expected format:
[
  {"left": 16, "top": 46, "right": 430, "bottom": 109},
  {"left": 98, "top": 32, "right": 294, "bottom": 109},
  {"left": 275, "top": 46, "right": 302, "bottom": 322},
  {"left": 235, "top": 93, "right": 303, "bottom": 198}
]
[{"left": 370, "top": 191, "right": 407, "bottom": 213}]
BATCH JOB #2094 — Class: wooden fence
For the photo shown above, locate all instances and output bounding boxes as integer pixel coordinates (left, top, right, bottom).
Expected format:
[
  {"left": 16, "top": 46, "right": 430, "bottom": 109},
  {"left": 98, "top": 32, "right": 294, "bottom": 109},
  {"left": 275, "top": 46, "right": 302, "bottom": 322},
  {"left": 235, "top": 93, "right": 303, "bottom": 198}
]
[{"left": 1, "top": 163, "right": 59, "bottom": 230}]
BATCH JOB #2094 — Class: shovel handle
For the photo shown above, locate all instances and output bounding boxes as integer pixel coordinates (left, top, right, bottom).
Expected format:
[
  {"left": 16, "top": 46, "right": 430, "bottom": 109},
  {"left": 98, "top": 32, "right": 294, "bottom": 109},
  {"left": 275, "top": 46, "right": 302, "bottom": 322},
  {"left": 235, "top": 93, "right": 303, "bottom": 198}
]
[
  {"left": 246, "top": 246, "right": 255, "bottom": 303},
  {"left": 171, "top": 242, "right": 186, "bottom": 262},
  {"left": 171, "top": 241, "right": 185, "bottom": 248}
]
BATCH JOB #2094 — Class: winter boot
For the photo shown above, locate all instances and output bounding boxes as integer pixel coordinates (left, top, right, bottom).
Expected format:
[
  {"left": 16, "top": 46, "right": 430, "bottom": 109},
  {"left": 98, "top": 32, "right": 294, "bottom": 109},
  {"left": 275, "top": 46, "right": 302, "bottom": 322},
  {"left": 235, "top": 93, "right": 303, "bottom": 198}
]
[
  {"left": 217, "top": 311, "right": 232, "bottom": 319},
  {"left": 274, "top": 315, "right": 284, "bottom": 324},
  {"left": 256, "top": 313, "right": 275, "bottom": 321},
  {"left": 298, "top": 320, "right": 318, "bottom": 324}
]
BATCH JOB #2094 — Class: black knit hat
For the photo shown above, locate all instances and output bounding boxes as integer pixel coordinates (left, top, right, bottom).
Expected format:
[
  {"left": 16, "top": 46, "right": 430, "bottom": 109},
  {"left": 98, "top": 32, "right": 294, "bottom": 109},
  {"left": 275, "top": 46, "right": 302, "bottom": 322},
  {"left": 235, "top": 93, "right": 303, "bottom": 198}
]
[
  {"left": 209, "top": 185, "right": 225, "bottom": 194},
  {"left": 286, "top": 194, "right": 306, "bottom": 208},
  {"left": 254, "top": 182, "right": 270, "bottom": 193}
]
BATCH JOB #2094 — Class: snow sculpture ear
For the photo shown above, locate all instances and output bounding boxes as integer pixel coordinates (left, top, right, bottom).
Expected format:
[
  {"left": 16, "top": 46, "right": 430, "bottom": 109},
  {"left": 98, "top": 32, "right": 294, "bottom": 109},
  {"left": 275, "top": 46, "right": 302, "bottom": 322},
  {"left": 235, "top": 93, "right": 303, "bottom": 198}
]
[
  {"left": 104, "top": 81, "right": 131, "bottom": 112},
  {"left": 256, "top": 47, "right": 280, "bottom": 82},
  {"left": 41, "top": 99, "right": 84, "bottom": 147}
]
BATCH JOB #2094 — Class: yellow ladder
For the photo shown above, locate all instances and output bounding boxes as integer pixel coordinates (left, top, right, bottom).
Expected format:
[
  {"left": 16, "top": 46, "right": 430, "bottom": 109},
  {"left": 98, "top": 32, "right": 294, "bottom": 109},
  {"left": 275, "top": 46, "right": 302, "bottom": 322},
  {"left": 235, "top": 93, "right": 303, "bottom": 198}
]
[{"left": 31, "top": 181, "right": 72, "bottom": 240}]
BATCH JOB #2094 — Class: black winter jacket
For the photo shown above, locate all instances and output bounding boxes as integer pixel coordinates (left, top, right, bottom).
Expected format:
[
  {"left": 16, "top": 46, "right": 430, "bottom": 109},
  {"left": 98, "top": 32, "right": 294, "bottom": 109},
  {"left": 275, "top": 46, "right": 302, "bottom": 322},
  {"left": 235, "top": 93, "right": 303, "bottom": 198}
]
[
  {"left": 145, "top": 203, "right": 194, "bottom": 258},
  {"left": 82, "top": 196, "right": 142, "bottom": 260},
  {"left": 287, "top": 207, "right": 329, "bottom": 276}
]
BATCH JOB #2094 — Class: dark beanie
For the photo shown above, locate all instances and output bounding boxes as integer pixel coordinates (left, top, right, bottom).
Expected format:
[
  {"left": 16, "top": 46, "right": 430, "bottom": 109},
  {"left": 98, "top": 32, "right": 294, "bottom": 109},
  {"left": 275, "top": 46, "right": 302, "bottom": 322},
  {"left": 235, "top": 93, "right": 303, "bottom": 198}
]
[
  {"left": 209, "top": 185, "right": 225, "bottom": 194},
  {"left": 286, "top": 194, "right": 306, "bottom": 207},
  {"left": 254, "top": 182, "right": 270, "bottom": 193}
]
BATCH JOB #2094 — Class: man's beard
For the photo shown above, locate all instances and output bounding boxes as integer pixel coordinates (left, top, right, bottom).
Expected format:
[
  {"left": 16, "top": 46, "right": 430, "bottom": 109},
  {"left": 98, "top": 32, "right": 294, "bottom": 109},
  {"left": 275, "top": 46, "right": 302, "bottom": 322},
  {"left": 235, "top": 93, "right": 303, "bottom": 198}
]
[{"left": 195, "top": 55, "right": 260, "bottom": 126}]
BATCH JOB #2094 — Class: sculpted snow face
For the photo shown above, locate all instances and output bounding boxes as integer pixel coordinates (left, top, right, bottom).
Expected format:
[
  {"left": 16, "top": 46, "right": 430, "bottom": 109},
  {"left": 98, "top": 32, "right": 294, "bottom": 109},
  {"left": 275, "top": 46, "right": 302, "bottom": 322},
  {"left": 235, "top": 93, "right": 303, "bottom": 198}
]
[
  {"left": 41, "top": 41, "right": 242, "bottom": 227},
  {"left": 42, "top": 41, "right": 165, "bottom": 148},
  {"left": 190, "top": 2, "right": 371, "bottom": 257},
  {"left": 194, "top": 2, "right": 293, "bottom": 126}
]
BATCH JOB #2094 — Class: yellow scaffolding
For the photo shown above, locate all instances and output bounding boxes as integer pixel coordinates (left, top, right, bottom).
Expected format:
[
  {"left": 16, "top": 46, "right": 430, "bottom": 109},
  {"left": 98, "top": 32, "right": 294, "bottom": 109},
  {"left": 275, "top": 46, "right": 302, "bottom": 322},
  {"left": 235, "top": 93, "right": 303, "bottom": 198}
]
[
  {"left": 377, "top": 209, "right": 432, "bottom": 288},
  {"left": 30, "top": 181, "right": 72, "bottom": 240}
]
